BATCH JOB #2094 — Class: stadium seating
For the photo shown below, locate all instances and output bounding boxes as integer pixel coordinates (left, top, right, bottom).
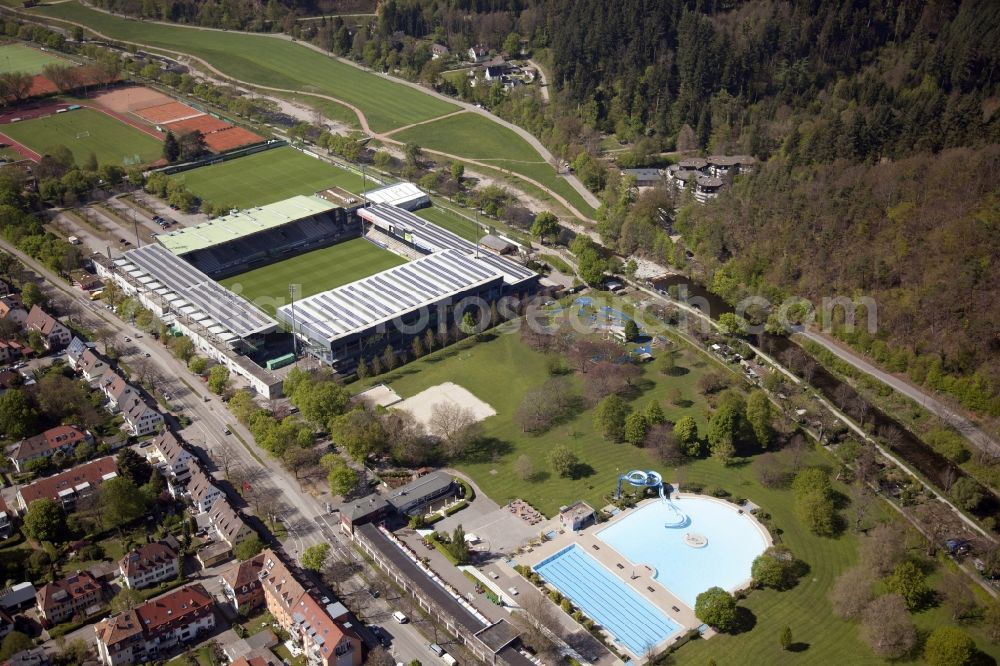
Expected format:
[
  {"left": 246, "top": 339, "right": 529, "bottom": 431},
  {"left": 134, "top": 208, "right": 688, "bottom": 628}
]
[{"left": 182, "top": 212, "right": 357, "bottom": 279}]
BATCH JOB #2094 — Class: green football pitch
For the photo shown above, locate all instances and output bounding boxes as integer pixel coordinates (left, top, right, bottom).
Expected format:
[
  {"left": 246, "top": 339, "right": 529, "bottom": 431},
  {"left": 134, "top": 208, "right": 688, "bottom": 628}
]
[
  {"left": 221, "top": 237, "right": 406, "bottom": 314},
  {"left": 172, "top": 147, "right": 369, "bottom": 208},
  {"left": 1, "top": 108, "right": 162, "bottom": 166},
  {"left": 0, "top": 43, "right": 69, "bottom": 74}
]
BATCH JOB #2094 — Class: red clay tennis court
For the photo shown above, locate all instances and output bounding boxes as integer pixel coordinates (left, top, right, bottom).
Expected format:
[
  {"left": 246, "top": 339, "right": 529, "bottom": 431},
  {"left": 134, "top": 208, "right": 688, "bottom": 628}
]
[
  {"left": 164, "top": 114, "right": 230, "bottom": 135},
  {"left": 92, "top": 87, "right": 173, "bottom": 114},
  {"left": 133, "top": 101, "right": 202, "bottom": 124},
  {"left": 203, "top": 126, "right": 264, "bottom": 152}
]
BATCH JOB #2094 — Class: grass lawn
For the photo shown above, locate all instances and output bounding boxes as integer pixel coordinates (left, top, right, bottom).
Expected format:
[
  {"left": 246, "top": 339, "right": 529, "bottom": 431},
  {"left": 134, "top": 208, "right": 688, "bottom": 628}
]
[
  {"left": 0, "top": 43, "right": 69, "bottom": 74},
  {"left": 392, "top": 112, "right": 598, "bottom": 218},
  {"left": 2, "top": 107, "right": 162, "bottom": 166},
  {"left": 391, "top": 112, "right": 544, "bottom": 163},
  {"left": 221, "top": 237, "right": 405, "bottom": 314},
  {"left": 24, "top": 1, "right": 456, "bottom": 133},
  {"left": 414, "top": 205, "right": 480, "bottom": 242},
  {"left": 164, "top": 644, "right": 215, "bottom": 666},
  {"left": 370, "top": 328, "right": 717, "bottom": 516},
  {"left": 172, "top": 147, "right": 366, "bottom": 208}
]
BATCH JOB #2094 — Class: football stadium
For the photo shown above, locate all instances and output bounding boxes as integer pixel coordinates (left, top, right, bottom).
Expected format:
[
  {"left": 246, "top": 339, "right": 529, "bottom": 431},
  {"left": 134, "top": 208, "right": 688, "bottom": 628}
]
[{"left": 95, "top": 157, "right": 539, "bottom": 395}]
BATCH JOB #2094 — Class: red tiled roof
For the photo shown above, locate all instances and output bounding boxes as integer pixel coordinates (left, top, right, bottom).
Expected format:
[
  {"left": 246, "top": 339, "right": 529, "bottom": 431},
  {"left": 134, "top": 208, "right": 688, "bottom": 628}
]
[
  {"left": 18, "top": 456, "right": 118, "bottom": 506},
  {"left": 36, "top": 570, "right": 100, "bottom": 612},
  {"left": 119, "top": 542, "right": 178, "bottom": 580},
  {"left": 10, "top": 425, "right": 88, "bottom": 462},
  {"left": 135, "top": 583, "right": 212, "bottom": 633}
]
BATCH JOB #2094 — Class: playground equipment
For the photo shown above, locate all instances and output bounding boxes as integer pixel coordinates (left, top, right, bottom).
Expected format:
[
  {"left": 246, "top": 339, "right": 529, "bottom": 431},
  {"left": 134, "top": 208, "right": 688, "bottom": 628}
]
[
  {"left": 615, "top": 469, "right": 689, "bottom": 528},
  {"left": 615, "top": 469, "right": 666, "bottom": 500}
]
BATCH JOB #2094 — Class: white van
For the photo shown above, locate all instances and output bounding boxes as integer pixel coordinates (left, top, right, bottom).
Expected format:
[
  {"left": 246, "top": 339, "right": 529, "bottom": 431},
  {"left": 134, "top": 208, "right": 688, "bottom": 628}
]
[
  {"left": 442, "top": 654, "right": 458, "bottom": 666},
  {"left": 392, "top": 611, "right": 409, "bottom": 624}
]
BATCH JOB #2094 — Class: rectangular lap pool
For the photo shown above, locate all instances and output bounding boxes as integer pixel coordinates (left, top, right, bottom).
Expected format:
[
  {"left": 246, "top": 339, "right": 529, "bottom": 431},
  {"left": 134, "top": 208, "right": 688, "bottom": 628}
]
[{"left": 534, "top": 545, "right": 680, "bottom": 655}]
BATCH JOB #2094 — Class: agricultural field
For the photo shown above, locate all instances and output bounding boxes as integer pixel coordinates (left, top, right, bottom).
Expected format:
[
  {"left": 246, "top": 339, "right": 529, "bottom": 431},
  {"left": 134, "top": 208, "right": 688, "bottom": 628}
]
[
  {"left": 23, "top": 1, "right": 457, "bottom": 133},
  {"left": 221, "top": 237, "right": 405, "bottom": 314},
  {"left": 171, "top": 147, "right": 367, "bottom": 208},
  {"left": 1, "top": 107, "right": 162, "bottom": 166},
  {"left": 0, "top": 43, "right": 70, "bottom": 74}
]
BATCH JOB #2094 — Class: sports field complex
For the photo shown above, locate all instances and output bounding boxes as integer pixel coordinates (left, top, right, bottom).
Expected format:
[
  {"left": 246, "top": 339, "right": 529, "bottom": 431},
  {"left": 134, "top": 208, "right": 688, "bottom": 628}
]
[{"left": 0, "top": 43, "right": 70, "bottom": 74}]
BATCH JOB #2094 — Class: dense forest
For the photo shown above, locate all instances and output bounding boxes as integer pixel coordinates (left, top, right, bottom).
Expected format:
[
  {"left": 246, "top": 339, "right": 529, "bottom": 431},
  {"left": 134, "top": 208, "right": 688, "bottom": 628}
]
[{"left": 73, "top": 0, "right": 1000, "bottom": 415}]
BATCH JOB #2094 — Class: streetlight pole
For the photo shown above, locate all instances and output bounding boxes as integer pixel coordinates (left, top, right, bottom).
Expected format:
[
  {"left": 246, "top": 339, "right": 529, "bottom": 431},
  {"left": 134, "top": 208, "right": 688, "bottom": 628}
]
[{"left": 131, "top": 209, "right": 140, "bottom": 247}]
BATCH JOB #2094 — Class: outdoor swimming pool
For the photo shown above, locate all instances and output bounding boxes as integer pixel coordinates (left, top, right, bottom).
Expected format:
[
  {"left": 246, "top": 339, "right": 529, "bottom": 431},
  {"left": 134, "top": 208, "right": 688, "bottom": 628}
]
[
  {"left": 534, "top": 545, "right": 680, "bottom": 655},
  {"left": 597, "top": 497, "right": 770, "bottom": 607}
]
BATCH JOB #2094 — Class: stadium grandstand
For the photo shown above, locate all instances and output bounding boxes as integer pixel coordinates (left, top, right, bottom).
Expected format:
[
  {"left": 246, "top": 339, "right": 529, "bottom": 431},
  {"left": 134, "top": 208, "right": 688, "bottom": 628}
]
[
  {"left": 94, "top": 244, "right": 282, "bottom": 397},
  {"left": 359, "top": 204, "right": 537, "bottom": 290},
  {"left": 156, "top": 195, "right": 359, "bottom": 279},
  {"left": 276, "top": 249, "right": 506, "bottom": 370}
]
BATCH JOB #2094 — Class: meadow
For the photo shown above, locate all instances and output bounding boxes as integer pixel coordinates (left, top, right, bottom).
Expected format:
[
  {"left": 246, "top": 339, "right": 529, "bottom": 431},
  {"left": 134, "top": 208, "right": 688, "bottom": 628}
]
[
  {"left": 221, "top": 237, "right": 405, "bottom": 314},
  {"left": 1, "top": 107, "right": 161, "bottom": 165},
  {"left": 0, "top": 43, "right": 70, "bottom": 74},
  {"left": 24, "top": 1, "right": 456, "bottom": 133},
  {"left": 171, "top": 147, "right": 366, "bottom": 208},
  {"left": 392, "top": 112, "right": 598, "bottom": 217}
]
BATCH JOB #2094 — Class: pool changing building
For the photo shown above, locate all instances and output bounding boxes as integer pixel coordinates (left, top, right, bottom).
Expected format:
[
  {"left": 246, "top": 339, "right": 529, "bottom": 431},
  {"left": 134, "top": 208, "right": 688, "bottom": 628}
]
[{"left": 277, "top": 204, "right": 539, "bottom": 372}]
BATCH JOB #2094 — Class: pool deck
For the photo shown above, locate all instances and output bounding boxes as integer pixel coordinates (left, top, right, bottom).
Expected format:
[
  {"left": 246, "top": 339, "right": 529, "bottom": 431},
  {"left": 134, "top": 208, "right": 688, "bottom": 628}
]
[{"left": 514, "top": 494, "right": 773, "bottom": 661}]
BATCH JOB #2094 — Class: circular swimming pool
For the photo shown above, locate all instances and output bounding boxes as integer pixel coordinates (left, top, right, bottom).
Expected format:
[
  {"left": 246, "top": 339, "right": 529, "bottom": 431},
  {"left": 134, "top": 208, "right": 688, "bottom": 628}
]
[{"left": 596, "top": 496, "right": 771, "bottom": 608}]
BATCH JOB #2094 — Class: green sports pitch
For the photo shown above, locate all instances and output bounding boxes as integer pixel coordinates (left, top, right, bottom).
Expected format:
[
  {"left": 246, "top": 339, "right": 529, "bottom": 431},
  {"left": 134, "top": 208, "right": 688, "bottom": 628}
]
[
  {"left": 220, "top": 237, "right": 406, "bottom": 315},
  {"left": 0, "top": 43, "right": 70, "bottom": 74},
  {"left": 2, "top": 107, "right": 162, "bottom": 166},
  {"left": 172, "top": 147, "right": 369, "bottom": 209}
]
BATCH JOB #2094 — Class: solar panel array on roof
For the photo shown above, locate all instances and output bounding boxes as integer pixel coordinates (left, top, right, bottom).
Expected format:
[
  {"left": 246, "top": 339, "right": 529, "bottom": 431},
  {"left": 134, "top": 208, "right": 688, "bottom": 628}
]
[
  {"left": 358, "top": 204, "right": 536, "bottom": 286},
  {"left": 119, "top": 244, "right": 276, "bottom": 339},
  {"left": 276, "top": 249, "right": 502, "bottom": 345}
]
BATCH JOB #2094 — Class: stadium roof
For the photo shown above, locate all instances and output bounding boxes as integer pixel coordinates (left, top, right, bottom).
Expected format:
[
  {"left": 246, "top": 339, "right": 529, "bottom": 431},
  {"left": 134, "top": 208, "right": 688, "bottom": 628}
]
[
  {"left": 117, "top": 244, "right": 276, "bottom": 339},
  {"left": 276, "top": 249, "right": 503, "bottom": 345},
  {"left": 157, "top": 195, "right": 337, "bottom": 255},
  {"left": 362, "top": 182, "right": 429, "bottom": 208},
  {"left": 359, "top": 204, "right": 536, "bottom": 286}
]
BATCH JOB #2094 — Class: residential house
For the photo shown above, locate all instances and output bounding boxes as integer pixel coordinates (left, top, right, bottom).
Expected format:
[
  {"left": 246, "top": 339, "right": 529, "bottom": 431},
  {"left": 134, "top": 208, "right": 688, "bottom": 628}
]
[
  {"left": 257, "top": 550, "right": 361, "bottom": 666},
  {"left": 119, "top": 542, "right": 180, "bottom": 589},
  {"left": 0, "top": 608, "right": 13, "bottom": 639},
  {"left": 77, "top": 349, "right": 109, "bottom": 383},
  {"left": 8, "top": 425, "right": 91, "bottom": 473},
  {"left": 0, "top": 497, "right": 11, "bottom": 539},
  {"left": 184, "top": 466, "right": 223, "bottom": 514},
  {"left": 621, "top": 168, "right": 663, "bottom": 188},
  {"left": 219, "top": 552, "right": 265, "bottom": 614},
  {"left": 95, "top": 583, "right": 215, "bottom": 666},
  {"left": 0, "top": 295, "right": 27, "bottom": 327},
  {"left": 705, "top": 155, "right": 757, "bottom": 178},
  {"left": 65, "top": 337, "right": 88, "bottom": 368},
  {"left": 120, "top": 394, "right": 163, "bottom": 437},
  {"left": 16, "top": 456, "right": 118, "bottom": 512},
  {"left": 430, "top": 43, "right": 449, "bottom": 59},
  {"left": 230, "top": 656, "right": 280, "bottom": 666},
  {"left": 484, "top": 65, "right": 506, "bottom": 82},
  {"left": 98, "top": 369, "right": 139, "bottom": 412},
  {"left": 24, "top": 306, "right": 71, "bottom": 350},
  {"left": 208, "top": 497, "right": 254, "bottom": 548},
  {"left": 144, "top": 431, "right": 193, "bottom": 483},
  {"left": 468, "top": 45, "right": 488, "bottom": 62},
  {"left": 35, "top": 571, "right": 102, "bottom": 625},
  {"left": 0, "top": 342, "right": 24, "bottom": 366}
]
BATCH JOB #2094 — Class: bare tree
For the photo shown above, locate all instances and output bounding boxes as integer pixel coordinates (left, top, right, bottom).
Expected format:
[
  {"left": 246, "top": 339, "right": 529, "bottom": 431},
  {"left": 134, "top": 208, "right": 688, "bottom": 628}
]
[
  {"left": 861, "top": 594, "right": 916, "bottom": 659},
  {"left": 514, "top": 454, "right": 535, "bottom": 481},
  {"left": 645, "top": 424, "right": 684, "bottom": 464},
  {"left": 830, "top": 567, "right": 875, "bottom": 619},
  {"left": 859, "top": 522, "right": 907, "bottom": 575},
  {"left": 941, "top": 571, "right": 978, "bottom": 621},
  {"left": 429, "top": 402, "right": 481, "bottom": 458},
  {"left": 833, "top": 384, "right": 853, "bottom": 411}
]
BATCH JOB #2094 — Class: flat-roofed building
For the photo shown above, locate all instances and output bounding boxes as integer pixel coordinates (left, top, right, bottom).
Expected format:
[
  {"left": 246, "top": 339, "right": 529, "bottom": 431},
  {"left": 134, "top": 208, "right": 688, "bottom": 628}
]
[
  {"left": 385, "top": 471, "right": 456, "bottom": 517},
  {"left": 362, "top": 182, "right": 430, "bottom": 211}
]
